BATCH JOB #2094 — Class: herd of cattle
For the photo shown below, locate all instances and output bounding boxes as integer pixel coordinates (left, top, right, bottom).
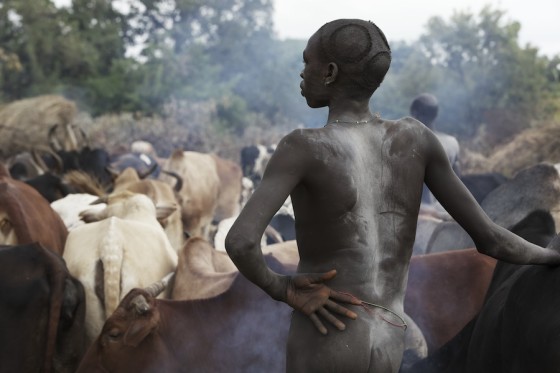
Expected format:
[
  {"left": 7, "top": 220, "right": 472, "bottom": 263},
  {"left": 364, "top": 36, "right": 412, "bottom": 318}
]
[{"left": 2, "top": 130, "right": 560, "bottom": 373}]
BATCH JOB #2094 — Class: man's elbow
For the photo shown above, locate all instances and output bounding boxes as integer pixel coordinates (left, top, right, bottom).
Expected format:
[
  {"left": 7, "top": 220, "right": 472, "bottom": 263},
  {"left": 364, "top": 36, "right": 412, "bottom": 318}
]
[{"left": 225, "top": 230, "right": 257, "bottom": 259}]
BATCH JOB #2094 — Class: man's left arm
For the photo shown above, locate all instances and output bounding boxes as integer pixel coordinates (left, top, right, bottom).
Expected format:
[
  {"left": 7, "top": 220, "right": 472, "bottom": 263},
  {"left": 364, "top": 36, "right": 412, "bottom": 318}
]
[{"left": 423, "top": 130, "right": 560, "bottom": 265}]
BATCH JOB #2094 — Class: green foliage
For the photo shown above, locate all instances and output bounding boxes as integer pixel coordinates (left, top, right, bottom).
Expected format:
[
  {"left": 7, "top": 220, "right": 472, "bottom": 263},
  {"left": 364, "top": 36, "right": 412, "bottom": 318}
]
[
  {"left": 0, "top": 1, "right": 558, "bottom": 149},
  {"left": 416, "top": 7, "right": 556, "bottom": 137}
]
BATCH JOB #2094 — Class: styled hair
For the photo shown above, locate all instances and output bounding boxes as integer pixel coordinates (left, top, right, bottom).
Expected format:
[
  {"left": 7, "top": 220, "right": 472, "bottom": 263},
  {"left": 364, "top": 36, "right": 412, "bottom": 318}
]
[
  {"left": 317, "top": 19, "right": 391, "bottom": 92},
  {"left": 410, "top": 93, "right": 439, "bottom": 126}
]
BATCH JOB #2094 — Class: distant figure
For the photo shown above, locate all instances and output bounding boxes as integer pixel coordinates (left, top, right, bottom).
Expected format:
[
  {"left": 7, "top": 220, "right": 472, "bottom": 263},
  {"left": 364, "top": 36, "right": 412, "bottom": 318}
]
[
  {"left": 225, "top": 19, "right": 560, "bottom": 373},
  {"left": 410, "top": 93, "right": 460, "bottom": 210}
]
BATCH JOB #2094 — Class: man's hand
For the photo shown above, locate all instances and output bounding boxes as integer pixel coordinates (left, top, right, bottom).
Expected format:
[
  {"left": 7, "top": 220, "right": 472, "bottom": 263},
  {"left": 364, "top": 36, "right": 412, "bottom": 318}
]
[{"left": 286, "top": 269, "right": 362, "bottom": 335}]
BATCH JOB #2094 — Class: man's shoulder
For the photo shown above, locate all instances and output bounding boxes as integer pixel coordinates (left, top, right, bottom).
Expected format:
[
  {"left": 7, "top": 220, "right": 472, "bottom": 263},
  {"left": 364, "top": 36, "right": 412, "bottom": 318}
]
[
  {"left": 390, "top": 116, "right": 431, "bottom": 132},
  {"left": 279, "top": 127, "right": 332, "bottom": 148},
  {"left": 272, "top": 129, "right": 319, "bottom": 160}
]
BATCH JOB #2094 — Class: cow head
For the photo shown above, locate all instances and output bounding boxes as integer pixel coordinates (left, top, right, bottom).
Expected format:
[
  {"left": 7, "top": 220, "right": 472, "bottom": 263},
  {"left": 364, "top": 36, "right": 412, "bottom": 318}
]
[
  {"left": 102, "top": 289, "right": 161, "bottom": 348},
  {"left": 77, "top": 289, "right": 172, "bottom": 373}
]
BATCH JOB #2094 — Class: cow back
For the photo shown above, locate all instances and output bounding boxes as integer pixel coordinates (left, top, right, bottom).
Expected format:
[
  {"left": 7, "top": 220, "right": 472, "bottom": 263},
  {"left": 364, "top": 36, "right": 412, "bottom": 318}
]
[{"left": 0, "top": 176, "right": 68, "bottom": 254}]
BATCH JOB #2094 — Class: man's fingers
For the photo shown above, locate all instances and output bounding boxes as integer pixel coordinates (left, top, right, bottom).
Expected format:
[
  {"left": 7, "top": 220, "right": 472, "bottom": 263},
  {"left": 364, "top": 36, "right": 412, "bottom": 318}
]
[
  {"left": 318, "top": 307, "right": 346, "bottom": 331},
  {"left": 309, "top": 269, "right": 337, "bottom": 283},
  {"left": 330, "top": 290, "right": 363, "bottom": 305},
  {"left": 309, "top": 313, "right": 327, "bottom": 335},
  {"left": 325, "top": 300, "right": 358, "bottom": 319}
]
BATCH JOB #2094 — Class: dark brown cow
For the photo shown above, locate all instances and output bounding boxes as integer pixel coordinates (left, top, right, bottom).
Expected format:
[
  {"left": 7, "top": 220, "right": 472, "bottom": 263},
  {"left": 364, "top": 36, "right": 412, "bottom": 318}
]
[
  {"left": 405, "top": 249, "right": 497, "bottom": 354},
  {"left": 0, "top": 163, "right": 68, "bottom": 254},
  {"left": 0, "top": 242, "right": 86, "bottom": 373},
  {"left": 404, "top": 209, "right": 558, "bottom": 373}
]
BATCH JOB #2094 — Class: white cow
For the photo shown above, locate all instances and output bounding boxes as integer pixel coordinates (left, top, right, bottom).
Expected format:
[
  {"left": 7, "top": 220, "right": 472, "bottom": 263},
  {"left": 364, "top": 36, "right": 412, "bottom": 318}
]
[
  {"left": 63, "top": 191, "right": 178, "bottom": 343},
  {"left": 50, "top": 193, "right": 106, "bottom": 231}
]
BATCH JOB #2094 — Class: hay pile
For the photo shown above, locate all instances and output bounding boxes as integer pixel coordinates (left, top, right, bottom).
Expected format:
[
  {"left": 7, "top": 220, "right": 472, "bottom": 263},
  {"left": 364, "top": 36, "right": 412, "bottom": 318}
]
[
  {"left": 461, "top": 122, "right": 560, "bottom": 177},
  {"left": 0, "top": 95, "right": 77, "bottom": 157}
]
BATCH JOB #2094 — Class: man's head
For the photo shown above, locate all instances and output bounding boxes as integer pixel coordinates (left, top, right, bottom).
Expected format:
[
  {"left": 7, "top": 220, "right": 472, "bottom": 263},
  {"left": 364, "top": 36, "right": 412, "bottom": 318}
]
[
  {"left": 300, "top": 19, "right": 391, "bottom": 107},
  {"left": 410, "top": 93, "right": 439, "bottom": 128}
]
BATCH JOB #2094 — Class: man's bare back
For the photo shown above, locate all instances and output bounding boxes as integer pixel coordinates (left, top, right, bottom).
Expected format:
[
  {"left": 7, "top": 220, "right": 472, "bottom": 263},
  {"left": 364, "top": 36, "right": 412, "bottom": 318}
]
[
  {"left": 290, "top": 118, "right": 427, "bottom": 303},
  {"left": 225, "top": 19, "right": 560, "bottom": 373},
  {"left": 282, "top": 117, "right": 433, "bottom": 371}
]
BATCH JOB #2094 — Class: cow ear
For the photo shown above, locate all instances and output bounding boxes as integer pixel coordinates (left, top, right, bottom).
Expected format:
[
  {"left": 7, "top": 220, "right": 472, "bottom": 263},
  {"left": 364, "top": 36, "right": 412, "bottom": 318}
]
[
  {"left": 123, "top": 317, "right": 156, "bottom": 347},
  {"left": 155, "top": 203, "right": 177, "bottom": 221}
]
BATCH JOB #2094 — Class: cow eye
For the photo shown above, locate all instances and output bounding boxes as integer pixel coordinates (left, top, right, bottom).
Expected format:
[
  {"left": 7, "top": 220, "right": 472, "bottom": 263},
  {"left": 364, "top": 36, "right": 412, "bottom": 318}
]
[{"left": 107, "top": 328, "right": 122, "bottom": 339}]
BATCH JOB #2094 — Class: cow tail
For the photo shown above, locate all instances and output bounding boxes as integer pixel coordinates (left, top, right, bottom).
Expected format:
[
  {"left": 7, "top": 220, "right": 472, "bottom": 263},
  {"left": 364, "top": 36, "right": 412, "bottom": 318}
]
[{"left": 100, "top": 217, "right": 124, "bottom": 318}]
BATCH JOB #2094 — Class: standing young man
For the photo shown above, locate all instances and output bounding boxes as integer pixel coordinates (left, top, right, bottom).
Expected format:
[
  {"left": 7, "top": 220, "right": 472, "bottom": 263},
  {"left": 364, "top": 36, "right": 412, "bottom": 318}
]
[{"left": 225, "top": 19, "right": 560, "bottom": 372}]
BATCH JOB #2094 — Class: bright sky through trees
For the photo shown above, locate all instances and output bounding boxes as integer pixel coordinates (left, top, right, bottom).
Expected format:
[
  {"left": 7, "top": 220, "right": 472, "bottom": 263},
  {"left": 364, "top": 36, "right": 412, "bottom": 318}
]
[{"left": 273, "top": 0, "right": 560, "bottom": 57}]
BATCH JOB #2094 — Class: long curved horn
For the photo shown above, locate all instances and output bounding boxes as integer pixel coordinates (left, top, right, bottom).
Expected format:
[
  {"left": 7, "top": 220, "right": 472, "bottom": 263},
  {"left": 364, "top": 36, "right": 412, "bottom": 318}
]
[
  {"left": 48, "top": 124, "right": 62, "bottom": 152},
  {"left": 145, "top": 272, "right": 175, "bottom": 298},
  {"left": 64, "top": 123, "right": 79, "bottom": 151},
  {"left": 34, "top": 145, "right": 64, "bottom": 174},
  {"left": 138, "top": 161, "right": 158, "bottom": 180},
  {"left": 161, "top": 170, "right": 183, "bottom": 192},
  {"left": 130, "top": 272, "right": 175, "bottom": 315},
  {"left": 75, "top": 125, "right": 90, "bottom": 149},
  {"left": 30, "top": 149, "right": 49, "bottom": 174}
]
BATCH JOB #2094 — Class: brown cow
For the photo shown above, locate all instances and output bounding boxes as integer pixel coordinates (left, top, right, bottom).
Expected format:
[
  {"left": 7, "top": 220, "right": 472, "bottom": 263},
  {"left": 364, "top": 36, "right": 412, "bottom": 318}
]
[
  {"left": 211, "top": 154, "right": 243, "bottom": 223},
  {"left": 171, "top": 236, "right": 238, "bottom": 300},
  {"left": 405, "top": 248, "right": 497, "bottom": 354},
  {"left": 0, "top": 163, "right": 68, "bottom": 254},
  {"left": 0, "top": 242, "right": 86, "bottom": 373},
  {"left": 76, "top": 253, "right": 294, "bottom": 373}
]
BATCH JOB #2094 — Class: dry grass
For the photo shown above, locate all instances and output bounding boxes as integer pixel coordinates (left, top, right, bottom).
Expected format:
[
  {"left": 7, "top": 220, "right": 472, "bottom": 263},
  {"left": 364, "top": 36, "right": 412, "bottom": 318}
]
[
  {"left": 79, "top": 99, "right": 292, "bottom": 163},
  {"left": 0, "top": 95, "right": 77, "bottom": 157},
  {"left": 461, "top": 121, "right": 560, "bottom": 176}
]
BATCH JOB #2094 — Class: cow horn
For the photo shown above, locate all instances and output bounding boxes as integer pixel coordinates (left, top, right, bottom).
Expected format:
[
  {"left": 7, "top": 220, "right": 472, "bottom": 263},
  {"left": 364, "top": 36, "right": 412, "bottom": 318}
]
[
  {"left": 34, "top": 146, "right": 64, "bottom": 174},
  {"left": 131, "top": 295, "right": 151, "bottom": 315},
  {"left": 30, "top": 149, "right": 49, "bottom": 174},
  {"left": 161, "top": 170, "right": 183, "bottom": 192},
  {"left": 48, "top": 124, "right": 62, "bottom": 152},
  {"left": 64, "top": 123, "right": 79, "bottom": 151},
  {"left": 138, "top": 161, "right": 158, "bottom": 180},
  {"left": 144, "top": 272, "right": 175, "bottom": 298},
  {"left": 75, "top": 126, "right": 91, "bottom": 149}
]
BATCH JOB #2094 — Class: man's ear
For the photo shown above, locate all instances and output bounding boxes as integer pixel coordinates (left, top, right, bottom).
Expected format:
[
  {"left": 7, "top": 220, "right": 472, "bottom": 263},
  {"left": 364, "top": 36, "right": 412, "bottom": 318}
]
[{"left": 324, "top": 62, "right": 338, "bottom": 85}]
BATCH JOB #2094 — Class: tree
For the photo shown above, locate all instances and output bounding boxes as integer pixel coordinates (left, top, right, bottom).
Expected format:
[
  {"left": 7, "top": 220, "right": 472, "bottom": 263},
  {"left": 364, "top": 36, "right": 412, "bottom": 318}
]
[
  {"left": 0, "top": 0, "right": 64, "bottom": 98},
  {"left": 419, "top": 6, "right": 554, "bottom": 138},
  {"left": 127, "top": 0, "right": 280, "bottom": 123}
]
